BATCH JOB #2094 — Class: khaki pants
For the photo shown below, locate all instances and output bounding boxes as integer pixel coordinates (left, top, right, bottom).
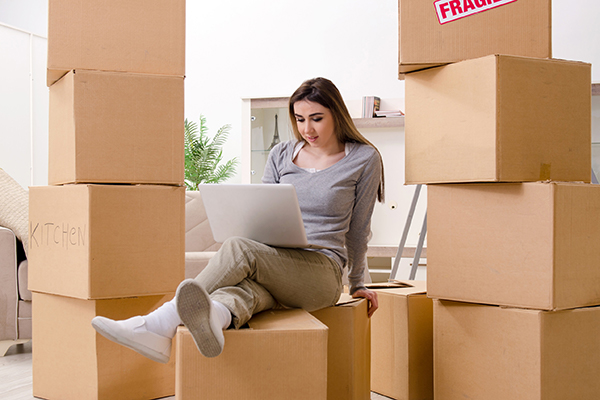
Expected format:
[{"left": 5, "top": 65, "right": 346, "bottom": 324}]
[{"left": 195, "top": 236, "right": 343, "bottom": 328}]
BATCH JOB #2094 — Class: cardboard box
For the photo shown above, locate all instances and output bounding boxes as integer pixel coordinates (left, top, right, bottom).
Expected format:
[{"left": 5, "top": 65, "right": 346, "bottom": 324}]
[
  {"left": 47, "top": 0, "right": 185, "bottom": 86},
  {"left": 49, "top": 70, "right": 184, "bottom": 186},
  {"left": 310, "top": 295, "right": 371, "bottom": 400},
  {"left": 434, "top": 299, "right": 600, "bottom": 400},
  {"left": 175, "top": 309, "right": 328, "bottom": 400},
  {"left": 32, "top": 292, "right": 175, "bottom": 400},
  {"left": 428, "top": 182, "right": 600, "bottom": 310},
  {"left": 368, "top": 281, "right": 433, "bottom": 400},
  {"left": 398, "top": 0, "right": 551, "bottom": 76},
  {"left": 405, "top": 55, "right": 591, "bottom": 184},
  {"left": 28, "top": 184, "right": 185, "bottom": 299}
]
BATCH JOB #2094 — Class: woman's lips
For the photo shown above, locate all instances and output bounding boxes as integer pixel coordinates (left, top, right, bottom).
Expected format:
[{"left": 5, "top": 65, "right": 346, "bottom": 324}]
[{"left": 305, "top": 135, "right": 318, "bottom": 142}]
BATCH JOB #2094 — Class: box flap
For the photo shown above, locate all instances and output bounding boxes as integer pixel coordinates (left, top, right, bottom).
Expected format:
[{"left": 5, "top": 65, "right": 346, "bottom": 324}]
[
  {"left": 367, "top": 280, "right": 427, "bottom": 296},
  {"left": 333, "top": 293, "right": 364, "bottom": 307}
]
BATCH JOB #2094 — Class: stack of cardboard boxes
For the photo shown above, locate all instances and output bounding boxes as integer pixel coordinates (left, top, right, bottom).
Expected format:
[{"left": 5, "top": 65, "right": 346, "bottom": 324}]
[
  {"left": 401, "top": 0, "right": 600, "bottom": 399},
  {"left": 28, "top": 1, "right": 186, "bottom": 399}
]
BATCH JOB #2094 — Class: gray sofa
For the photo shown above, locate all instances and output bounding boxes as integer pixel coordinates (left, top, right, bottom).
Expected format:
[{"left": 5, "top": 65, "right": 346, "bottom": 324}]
[
  {"left": 0, "top": 168, "right": 31, "bottom": 356},
  {"left": 0, "top": 226, "right": 31, "bottom": 356}
]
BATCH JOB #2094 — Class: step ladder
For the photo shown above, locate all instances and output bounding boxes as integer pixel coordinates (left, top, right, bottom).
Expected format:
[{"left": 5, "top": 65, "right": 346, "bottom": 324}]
[{"left": 389, "top": 184, "right": 427, "bottom": 281}]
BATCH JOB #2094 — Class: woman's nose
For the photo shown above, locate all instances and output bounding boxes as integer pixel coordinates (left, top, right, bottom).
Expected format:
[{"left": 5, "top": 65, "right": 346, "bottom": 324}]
[{"left": 302, "top": 121, "right": 313, "bottom": 134}]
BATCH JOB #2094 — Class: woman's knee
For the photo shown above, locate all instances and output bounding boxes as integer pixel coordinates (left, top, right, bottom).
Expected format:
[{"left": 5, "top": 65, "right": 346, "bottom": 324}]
[
  {"left": 221, "top": 236, "right": 270, "bottom": 259},
  {"left": 221, "top": 236, "right": 253, "bottom": 252}
]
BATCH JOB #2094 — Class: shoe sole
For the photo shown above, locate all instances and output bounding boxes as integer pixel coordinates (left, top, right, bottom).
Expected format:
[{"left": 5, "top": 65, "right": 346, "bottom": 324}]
[
  {"left": 176, "top": 280, "right": 224, "bottom": 358},
  {"left": 91, "top": 318, "right": 170, "bottom": 364}
]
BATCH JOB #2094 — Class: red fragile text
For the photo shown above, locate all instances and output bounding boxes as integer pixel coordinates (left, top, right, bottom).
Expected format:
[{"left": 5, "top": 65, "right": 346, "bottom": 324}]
[{"left": 434, "top": 0, "right": 518, "bottom": 25}]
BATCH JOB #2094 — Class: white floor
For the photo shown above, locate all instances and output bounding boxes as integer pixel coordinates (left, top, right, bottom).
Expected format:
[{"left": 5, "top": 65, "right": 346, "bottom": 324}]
[{"left": 0, "top": 341, "right": 392, "bottom": 400}]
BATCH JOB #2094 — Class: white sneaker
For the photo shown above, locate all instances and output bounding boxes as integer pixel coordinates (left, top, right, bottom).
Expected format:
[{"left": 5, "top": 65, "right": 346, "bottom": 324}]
[
  {"left": 176, "top": 279, "right": 225, "bottom": 358},
  {"left": 91, "top": 316, "right": 172, "bottom": 364}
]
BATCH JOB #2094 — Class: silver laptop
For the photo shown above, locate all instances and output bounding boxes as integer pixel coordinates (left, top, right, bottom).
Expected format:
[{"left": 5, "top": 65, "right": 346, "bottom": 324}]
[{"left": 198, "top": 184, "right": 325, "bottom": 249}]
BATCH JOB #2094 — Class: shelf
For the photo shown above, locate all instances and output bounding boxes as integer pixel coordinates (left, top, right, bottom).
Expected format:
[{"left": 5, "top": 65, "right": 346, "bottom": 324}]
[
  {"left": 353, "top": 117, "right": 404, "bottom": 129},
  {"left": 251, "top": 97, "right": 289, "bottom": 109},
  {"left": 250, "top": 97, "right": 404, "bottom": 128}
]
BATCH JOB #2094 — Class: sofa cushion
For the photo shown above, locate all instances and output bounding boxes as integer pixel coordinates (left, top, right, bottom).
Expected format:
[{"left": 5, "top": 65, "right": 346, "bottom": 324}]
[
  {"left": 17, "top": 298, "right": 32, "bottom": 339},
  {"left": 185, "top": 191, "right": 220, "bottom": 252},
  {"left": 0, "top": 169, "right": 29, "bottom": 256}
]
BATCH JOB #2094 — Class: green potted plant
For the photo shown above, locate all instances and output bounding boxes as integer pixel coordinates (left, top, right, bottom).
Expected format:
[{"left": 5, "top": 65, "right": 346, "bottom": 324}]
[{"left": 184, "top": 115, "right": 239, "bottom": 190}]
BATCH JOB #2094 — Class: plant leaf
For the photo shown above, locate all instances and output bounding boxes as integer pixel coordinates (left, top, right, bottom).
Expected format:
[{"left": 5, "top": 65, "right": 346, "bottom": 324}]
[{"left": 184, "top": 114, "right": 238, "bottom": 188}]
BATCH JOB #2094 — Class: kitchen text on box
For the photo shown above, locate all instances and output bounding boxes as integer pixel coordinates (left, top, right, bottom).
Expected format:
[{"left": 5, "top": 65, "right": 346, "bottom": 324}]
[{"left": 30, "top": 221, "right": 87, "bottom": 249}]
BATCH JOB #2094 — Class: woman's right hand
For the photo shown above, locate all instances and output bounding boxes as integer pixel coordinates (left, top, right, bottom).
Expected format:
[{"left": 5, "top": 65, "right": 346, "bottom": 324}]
[{"left": 351, "top": 288, "right": 379, "bottom": 317}]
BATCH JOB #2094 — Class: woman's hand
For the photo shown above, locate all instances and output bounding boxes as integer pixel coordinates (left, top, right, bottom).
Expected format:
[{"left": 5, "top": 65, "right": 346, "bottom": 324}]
[{"left": 351, "top": 288, "right": 379, "bottom": 318}]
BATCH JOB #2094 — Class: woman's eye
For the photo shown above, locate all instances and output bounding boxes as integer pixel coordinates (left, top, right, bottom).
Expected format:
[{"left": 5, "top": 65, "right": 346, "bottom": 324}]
[
  {"left": 312, "top": 117, "right": 322, "bottom": 122},
  {"left": 296, "top": 118, "right": 305, "bottom": 123}
]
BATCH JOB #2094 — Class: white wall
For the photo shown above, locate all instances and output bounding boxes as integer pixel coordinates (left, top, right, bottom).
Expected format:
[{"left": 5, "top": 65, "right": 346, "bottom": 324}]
[
  {"left": 2, "top": 1, "right": 600, "bottom": 251},
  {"left": 0, "top": 0, "right": 47, "bottom": 36},
  {"left": 553, "top": 0, "right": 600, "bottom": 80},
  {"left": 0, "top": 0, "right": 48, "bottom": 188}
]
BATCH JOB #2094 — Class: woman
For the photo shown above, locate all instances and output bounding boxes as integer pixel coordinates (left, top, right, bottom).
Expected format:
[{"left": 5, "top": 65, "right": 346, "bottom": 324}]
[{"left": 91, "top": 77, "right": 384, "bottom": 363}]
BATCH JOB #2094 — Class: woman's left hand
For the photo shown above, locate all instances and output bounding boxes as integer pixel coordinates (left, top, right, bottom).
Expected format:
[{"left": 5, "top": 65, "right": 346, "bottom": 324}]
[{"left": 351, "top": 288, "right": 379, "bottom": 318}]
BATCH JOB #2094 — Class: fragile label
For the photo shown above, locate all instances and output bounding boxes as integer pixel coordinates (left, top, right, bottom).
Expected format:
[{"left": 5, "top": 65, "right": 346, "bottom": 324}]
[{"left": 434, "top": 0, "right": 518, "bottom": 25}]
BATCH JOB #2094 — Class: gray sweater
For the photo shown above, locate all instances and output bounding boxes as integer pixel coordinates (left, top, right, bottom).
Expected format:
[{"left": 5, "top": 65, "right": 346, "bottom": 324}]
[{"left": 262, "top": 140, "right": 381, "bottom": 294}]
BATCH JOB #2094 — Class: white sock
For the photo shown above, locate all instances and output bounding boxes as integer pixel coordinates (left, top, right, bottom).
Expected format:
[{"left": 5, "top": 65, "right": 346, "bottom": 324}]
[
  {"left": 143, "top": 299, "right": 182, "bottom": 339},
  {"left": 212, "top": 300, "right": 232, "bottom": 330}
]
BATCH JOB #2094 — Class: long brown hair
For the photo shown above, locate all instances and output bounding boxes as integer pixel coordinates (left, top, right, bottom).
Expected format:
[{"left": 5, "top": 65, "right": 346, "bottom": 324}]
[{"left": 289, "top": 77, "right": 385, "bottom": 202}]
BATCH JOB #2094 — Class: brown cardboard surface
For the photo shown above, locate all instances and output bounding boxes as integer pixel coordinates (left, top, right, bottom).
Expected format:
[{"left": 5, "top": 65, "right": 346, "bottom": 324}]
[
  {"left": 310, "top": 298, "right": 371, "bottom": 400},
  {"left": 428, "top": 182, "right": 600, "bottom": 310},
  {"left": 175, "top": 309, "right": 328, "bottom": 400},
  {"left": 368, "top": 281, "right": 433, "bottom": 400},
  {"left": 47, "top": 0, "right": 185, "bottom": 86},
  {"left": 398, "top": 0, "right": 551, "bottom": 76},
  {"left": 434, "top": 300, "right": 600, "bottom": 400},
  {"left": 32, "top": 292, "right": 175, "bottom": 400},
  {"left": 28, "top": 184, "right": 185, "bottom": 299},
  {"left": 405, "top": 55, "right": 591, "bottom": 184},
  {"left": 49, "top": 70, "right": 184, "bottom": 186}
]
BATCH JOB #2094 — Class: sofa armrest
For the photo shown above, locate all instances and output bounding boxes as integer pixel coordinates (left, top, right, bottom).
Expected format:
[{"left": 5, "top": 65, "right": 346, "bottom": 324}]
[
  {"left": 18, "top": 260, "right": 31, "bottom": 301},
  {"left": 185, "top": 251, "right": 217, "bottom": 279},
  {"left": 0, "top": 227, "right": 19, "bottom": 340}
]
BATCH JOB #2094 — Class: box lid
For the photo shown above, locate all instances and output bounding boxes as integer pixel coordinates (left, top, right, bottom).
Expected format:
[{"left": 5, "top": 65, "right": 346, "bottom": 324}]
[{"left": 246, "top": 309, "right": 328, "bottom": 331}]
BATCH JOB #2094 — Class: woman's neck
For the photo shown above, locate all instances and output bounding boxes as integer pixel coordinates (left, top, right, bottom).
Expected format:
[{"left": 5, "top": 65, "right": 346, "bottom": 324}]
[
  {"left": 293, "top": 140, "right": 346, "bottom": 170},
  {"left": 303, "top": 138, "right": 345, "bottom": 157}
]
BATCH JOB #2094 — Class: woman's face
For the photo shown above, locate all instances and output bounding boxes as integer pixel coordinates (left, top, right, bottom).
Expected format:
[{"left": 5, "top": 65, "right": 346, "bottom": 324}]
[{"left": 293, "top": 100, "right": 338, "bottom": 149}]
